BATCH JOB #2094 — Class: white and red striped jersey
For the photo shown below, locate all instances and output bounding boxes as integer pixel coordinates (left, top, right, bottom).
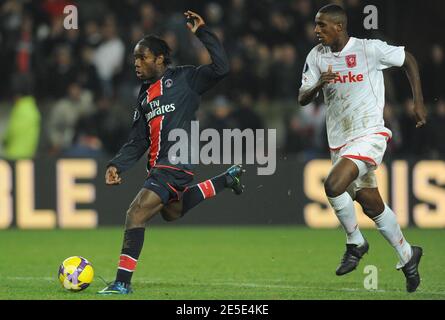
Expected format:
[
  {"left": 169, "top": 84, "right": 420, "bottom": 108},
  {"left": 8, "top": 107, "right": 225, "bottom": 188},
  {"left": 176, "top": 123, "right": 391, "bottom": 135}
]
[{"left": 300, "top": 37, "right": 405, "bottom": 149}]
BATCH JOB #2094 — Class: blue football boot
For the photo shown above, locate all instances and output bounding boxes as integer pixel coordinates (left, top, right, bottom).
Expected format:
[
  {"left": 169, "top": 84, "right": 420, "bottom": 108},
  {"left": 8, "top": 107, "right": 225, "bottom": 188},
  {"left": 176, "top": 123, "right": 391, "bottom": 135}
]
[
  {"left": 225, "top": 164, "right": 246, "bottom": 195},
  {"left": 97, "top": 281, "right": 133, "bottom": 295}
]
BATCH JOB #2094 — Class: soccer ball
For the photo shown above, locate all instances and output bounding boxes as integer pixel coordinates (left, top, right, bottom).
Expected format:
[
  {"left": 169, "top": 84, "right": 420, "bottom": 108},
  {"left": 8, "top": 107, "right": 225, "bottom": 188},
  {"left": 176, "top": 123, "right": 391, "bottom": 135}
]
[{"left": 58, "top": 256, "right": 94, "bottom": 291}]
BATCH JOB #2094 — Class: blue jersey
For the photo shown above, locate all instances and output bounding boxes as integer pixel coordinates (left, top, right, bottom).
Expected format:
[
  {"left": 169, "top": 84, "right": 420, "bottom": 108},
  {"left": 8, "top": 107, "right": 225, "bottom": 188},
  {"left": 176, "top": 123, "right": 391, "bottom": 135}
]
[{"left": 109, "top": 26, "right": 229, "bottom": 175}]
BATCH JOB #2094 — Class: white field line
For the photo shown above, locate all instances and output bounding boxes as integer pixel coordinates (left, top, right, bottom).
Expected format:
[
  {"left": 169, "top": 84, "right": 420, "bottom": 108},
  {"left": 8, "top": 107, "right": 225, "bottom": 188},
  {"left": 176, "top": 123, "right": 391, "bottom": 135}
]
[
  {"left": 136, "top": 279, "right": 445, "bottom": 296},
  {"left": 6, "top": 276, "right": 53, "bottom": 281},
  {"left": 5, "top": 276, "right": 445, "bottom": 296}
]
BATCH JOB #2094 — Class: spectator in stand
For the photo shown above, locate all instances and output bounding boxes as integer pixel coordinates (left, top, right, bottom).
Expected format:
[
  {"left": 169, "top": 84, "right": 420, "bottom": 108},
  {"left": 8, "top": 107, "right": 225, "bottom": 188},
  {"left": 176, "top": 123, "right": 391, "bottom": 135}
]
[
  {"left": 46, "top": 82, "right": 94, "bottom": 155},
  {"left": 203, "top": 95, "right": 237, "bottom": 134},
  {"left": 429, "top": 99, "right": 445, "bottom": 158},
  {"left": 204, "top": 2, "right": 224, "bottom": 29},
  {"left": 398, "top": 99, "right": 430, "bottom": 157},
  {"left": 269, "top": 43, "right": 300, "bottom": 103},
  {"left": 139, "top": 2, "right": 159, "bottom": 34},
  {"left": 81, "top": 93, "right": 131, "bottom": 156},
  {"left": 47, "top": 45, "right": 78, "bottom": 99},
  {"left": 63, "top": 116, "right": 105, "bottom": 158},
  {"left": 2, "top": 74, "right": 41, "bottom": 159},
  {"left": 232, "top": 92, "right": 264, "bottom": 131},
  {"left": 0, "top": 0, "right": 442, "bottom": 159},
  {"left": 93, "top": 15, "right": 125, "bottom": 96},
  {"left": 83, "top": 20, "right": 102, "bottom": 48},
  {"left": 77, "top": 45, "right": 101, "bottom": 96},
  {"left": 422, "top": 44, "right": 445, "bottom": 104}
]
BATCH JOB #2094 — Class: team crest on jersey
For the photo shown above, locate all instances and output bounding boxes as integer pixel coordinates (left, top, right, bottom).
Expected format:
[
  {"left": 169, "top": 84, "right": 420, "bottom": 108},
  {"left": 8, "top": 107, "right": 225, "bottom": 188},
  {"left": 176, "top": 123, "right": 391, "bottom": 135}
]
[
  {"left": 165, "top": 79, "right": 173, "bottom": 88},
  {"left": 345, "top": 54, "right": 357, "bottom": 68}
]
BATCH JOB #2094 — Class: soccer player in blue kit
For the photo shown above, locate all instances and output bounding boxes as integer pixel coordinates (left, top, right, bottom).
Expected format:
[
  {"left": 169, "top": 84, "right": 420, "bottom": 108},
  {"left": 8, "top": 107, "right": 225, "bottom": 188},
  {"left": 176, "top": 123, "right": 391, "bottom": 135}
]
[{"left": 98, "top": 11, "right": 245, "bottom": 294}]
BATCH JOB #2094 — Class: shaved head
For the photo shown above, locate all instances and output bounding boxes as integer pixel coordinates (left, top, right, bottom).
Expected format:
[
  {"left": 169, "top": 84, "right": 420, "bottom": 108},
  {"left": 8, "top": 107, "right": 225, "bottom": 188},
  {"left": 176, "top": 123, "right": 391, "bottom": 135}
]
[
  {"left": 318, "top": 4, "right": 348, "bottom": 30},
  {"left": 314, "top": 4, "right": 349, "bottom": 50}
]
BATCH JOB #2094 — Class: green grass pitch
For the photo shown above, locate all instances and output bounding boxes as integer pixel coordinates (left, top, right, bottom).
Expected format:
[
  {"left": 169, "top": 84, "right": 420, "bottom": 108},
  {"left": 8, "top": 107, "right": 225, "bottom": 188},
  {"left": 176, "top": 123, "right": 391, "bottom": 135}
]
[{"left": 1, "top": 227, "right": 444, "bottom": 300}]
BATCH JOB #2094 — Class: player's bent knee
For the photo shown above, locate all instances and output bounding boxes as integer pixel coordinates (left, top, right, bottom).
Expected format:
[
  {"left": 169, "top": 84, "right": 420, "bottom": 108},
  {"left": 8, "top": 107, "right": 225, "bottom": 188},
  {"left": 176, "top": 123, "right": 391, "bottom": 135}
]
[
  {"left": 126, "top": 200, "right": 152, "bottom": 227},
  {"left": 361, "top": 204, "right": 384, "bottom": 219},
  {"left": 358, "top": 198, "right": 384, "bottom": 218},
  {"left": 160, "top": 209, "right": 181, "bottom": 222},
  {"left": 362, "top": 207, "right": 378, "bottom": 219},
  {"left": 356, "top": 191, "right": 385, "bottom": 219},
  {"left": 324, "top": 177, "right": 344, "bottom": 198},
  {"left": 126, "top": 207, "right": 146, "bottom": 227},
  {"left": 160, "top": 212, "right": 175, "bottom": 222}
]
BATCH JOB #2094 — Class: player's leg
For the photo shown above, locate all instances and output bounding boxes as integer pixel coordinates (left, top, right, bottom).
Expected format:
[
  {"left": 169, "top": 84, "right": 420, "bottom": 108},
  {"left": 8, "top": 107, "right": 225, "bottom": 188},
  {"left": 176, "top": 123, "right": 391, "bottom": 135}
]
[
  {"left": 126, "top": 188, "right": 165, "bottom": 228},
  {"left": 356, "top": 187, "right": 423, "bottom": 292},
  {"left": 325, "top": 157, "right": 359, "bottom": 197},
  {"left": 355, "top": 187, "right": 410, "bottom": 262},
  {"left": 161, "top": 200, "right": 183, "bottom": 221},
  {"left": 98, "top": 188, "right": 164, "bottom": 294},
  {"left": 160, "top": 164, "right": 246, "bottom": 221},
  {"left": 325, "top": 157, "right": 369, "bottom": 275},
  {"left": 325, "top": 158, "right": 367, "bottom": 246}
]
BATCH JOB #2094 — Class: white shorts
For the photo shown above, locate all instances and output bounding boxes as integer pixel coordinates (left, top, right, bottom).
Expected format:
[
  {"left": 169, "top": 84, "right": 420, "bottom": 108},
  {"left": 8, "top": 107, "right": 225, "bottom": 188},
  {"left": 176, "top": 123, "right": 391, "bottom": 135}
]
[{"left": 330, "top": 133, "right": 390, "bottom": 198}]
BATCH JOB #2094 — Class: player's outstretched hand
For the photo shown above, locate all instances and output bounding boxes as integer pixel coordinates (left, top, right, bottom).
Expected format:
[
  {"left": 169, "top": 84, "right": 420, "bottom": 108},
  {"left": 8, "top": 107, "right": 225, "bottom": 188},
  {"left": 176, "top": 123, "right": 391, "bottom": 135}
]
[
  {"left": 184, "top": 10, "right": 205, "bottom": 33},
  {"left": 413, "top": 101, "right": 427, "bottom": 128},
  {"left": 318, "top": 65, "right": 338, "bottom": 87},
  {"left": 105, "top": 166, "right": 122, "bottom": 185}
]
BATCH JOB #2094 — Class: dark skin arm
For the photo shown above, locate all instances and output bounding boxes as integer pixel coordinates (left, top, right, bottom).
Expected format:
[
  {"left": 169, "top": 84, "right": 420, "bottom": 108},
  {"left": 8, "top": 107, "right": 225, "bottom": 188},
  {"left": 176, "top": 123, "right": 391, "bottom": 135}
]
[
  {"left": 403, "top": 51, "right": 427, "bottom": 128},
  {"left": 298, "top": 65, "right": 337, "bottom": 106}
]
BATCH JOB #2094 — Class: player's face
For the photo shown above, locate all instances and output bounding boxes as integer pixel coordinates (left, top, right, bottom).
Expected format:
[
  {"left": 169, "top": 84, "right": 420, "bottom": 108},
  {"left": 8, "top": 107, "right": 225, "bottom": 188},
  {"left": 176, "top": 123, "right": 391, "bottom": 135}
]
[
  {"left": 134, "top": 44, "right": 159, "bottom": 80},
  {"left": 314, "top": 13, "right": 340, "bottom": 47}
]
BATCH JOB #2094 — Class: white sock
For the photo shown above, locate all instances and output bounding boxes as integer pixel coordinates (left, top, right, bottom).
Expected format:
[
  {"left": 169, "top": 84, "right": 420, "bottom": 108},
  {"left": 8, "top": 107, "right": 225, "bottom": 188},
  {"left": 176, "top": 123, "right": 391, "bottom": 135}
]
[
  {"left": 328, "top": 192, "right": 365, "bottom": 246},
  {"left": 373, "top": 204, "right": 412, "bottom": 268}
]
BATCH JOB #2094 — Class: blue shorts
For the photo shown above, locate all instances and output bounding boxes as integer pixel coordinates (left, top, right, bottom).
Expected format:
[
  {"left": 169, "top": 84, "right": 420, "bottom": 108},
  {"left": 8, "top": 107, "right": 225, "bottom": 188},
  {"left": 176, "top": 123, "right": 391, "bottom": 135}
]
[{"left": 143, "top": 165, "right": 194, "bottom": 205}]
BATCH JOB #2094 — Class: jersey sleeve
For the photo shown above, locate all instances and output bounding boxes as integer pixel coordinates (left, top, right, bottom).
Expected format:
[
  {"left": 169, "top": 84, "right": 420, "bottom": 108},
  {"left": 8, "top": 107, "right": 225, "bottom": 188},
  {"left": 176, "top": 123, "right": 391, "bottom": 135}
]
[
  {"left": 300, "top": 49, "right": 321, "bottom": 91},
  {"left": 107, "top": 106, "right": 149, "bottom": 173},
  {"left": 371, "top": 39, "right": 405, "bottom": 70},
  {"left": 184, "top": 25, "right": 230, "bottom": 95}
]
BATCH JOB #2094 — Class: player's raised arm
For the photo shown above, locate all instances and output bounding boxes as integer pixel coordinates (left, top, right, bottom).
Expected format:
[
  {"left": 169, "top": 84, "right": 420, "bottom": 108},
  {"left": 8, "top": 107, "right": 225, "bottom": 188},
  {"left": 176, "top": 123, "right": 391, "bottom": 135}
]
[
  {"left": 183, "top": 10, "right": 230, "bottom": 94},
  {"left": 402, "top": 51, "right": 427, "bottom": 128}
]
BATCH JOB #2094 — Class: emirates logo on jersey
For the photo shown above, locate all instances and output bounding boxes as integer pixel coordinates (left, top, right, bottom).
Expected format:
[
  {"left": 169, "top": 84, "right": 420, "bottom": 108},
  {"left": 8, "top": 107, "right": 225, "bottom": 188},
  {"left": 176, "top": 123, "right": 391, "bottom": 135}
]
[
  {"left": 145, "top": 101, "right": 176, "bottom": 122},
  {"left": 345, "top": 54, "right": 357, "bottom": 68}
]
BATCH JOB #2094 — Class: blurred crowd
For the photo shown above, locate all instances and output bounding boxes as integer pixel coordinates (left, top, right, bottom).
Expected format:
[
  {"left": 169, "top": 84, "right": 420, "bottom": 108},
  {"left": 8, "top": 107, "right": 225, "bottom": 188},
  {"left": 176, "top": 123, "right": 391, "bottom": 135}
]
[{"left": 0, "top": 0, "right": 444, "bottom": 161}]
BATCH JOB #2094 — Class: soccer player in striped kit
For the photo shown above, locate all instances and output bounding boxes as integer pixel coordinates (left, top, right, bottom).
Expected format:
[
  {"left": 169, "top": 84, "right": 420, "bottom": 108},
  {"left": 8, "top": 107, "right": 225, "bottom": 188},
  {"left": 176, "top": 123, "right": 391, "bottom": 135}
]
[
  {"left": 299, "top": 4, "right": 427, "bottom": 292},
  {"left": 98, "top": 11, "right": 245, "bottom": 294}
]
